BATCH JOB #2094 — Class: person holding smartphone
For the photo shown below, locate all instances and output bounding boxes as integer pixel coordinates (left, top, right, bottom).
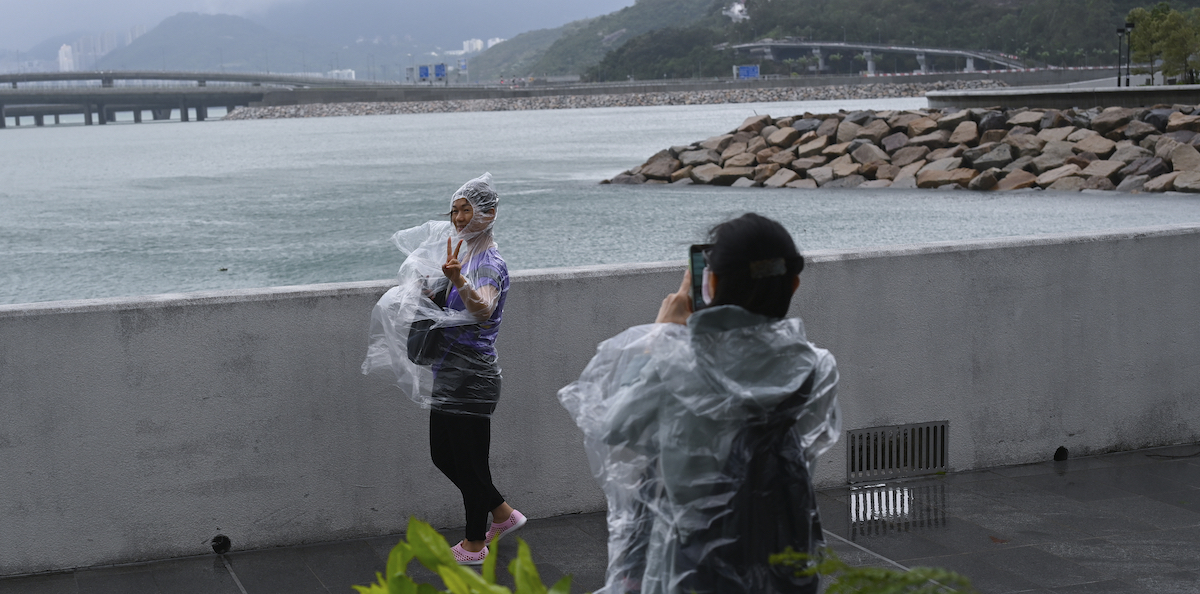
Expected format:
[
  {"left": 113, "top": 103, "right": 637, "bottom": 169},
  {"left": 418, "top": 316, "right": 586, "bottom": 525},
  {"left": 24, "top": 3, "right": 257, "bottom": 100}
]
[
  {"left": 559, "top": 213, "right": 841, "bottom": 594},
  {"left": 363, "top": 172, "right": 526, "bottom": 565}
]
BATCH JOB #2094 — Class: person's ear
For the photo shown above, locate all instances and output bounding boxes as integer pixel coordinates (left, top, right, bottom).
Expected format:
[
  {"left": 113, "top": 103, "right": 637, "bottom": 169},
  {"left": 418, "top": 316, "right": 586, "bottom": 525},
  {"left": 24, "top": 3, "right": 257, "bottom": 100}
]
[{"left": 791, "top": 275, "right": 800, "bottom": 294}]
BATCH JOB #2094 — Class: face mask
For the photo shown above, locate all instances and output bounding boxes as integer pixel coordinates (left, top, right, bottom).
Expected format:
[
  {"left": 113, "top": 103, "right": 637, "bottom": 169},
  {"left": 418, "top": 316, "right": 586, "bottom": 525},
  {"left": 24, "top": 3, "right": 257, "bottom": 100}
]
[{"left": 701, "top": 268, "right": 715, "bottom": 306}]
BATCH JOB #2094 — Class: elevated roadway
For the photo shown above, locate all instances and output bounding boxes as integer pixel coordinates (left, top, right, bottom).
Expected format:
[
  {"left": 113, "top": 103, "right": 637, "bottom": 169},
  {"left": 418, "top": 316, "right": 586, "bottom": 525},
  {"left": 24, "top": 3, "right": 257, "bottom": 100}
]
[{"left": 730, "top": 40, "right": 1026, "bottom": 75}]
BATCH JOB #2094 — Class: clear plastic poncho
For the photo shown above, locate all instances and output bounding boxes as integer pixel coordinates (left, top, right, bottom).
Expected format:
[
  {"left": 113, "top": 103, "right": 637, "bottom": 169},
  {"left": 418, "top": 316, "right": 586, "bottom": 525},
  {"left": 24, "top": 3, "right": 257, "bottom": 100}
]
[
  {"left": 362, "top": 173, "right": 509, "bottom": 417},
  {"left": 558, "top": 305, "right": 840, "bottom": 594}
]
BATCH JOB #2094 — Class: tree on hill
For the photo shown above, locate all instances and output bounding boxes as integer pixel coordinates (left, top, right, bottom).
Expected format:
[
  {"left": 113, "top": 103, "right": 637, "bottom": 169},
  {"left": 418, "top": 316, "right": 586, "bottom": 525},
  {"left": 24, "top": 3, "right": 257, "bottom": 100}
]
[{"left": 1128, "top": 2, "right": 1200, "bottom": 82}]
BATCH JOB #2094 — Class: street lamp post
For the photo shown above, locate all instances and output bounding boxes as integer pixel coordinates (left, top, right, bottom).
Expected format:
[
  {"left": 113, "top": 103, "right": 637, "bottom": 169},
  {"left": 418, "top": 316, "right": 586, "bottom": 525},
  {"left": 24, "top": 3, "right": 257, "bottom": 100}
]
[{"left": 1125, "top": 22, "right": 1135, "bottom": 86}]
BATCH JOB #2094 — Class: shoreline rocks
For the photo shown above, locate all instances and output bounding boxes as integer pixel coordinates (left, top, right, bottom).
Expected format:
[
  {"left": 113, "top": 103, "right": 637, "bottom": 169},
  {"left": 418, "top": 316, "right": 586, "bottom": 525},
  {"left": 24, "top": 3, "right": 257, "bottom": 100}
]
[
  {"left": 606, "top": 104, "right": 1200, "bottom": 193},
  {"left": 223, "top": 80, "right": 1006, "bottom": 120}
]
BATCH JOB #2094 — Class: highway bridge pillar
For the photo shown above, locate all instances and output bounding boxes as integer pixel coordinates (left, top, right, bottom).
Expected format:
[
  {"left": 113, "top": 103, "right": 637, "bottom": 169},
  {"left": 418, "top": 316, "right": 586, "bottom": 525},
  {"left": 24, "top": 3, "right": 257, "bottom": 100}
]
[
  {"left": 965, "top": 57, "right": 976, "bottom": 72},
  {"left": 83, "top": 106, "right": 93, "bottom": 126},
  {"left": 97, "top": 104, "right": 107, "bottom": 125},
  {"left": 54, "top": 114, "right": 60, "bottom": 125},
  {"left": 152, "top": 109, "right": 170, "bottom": 121},
  {"left": 916, "top": 53, "right": 928, "bottom": 74},
  {"left": 196, "top": 105, "right": 207, "bottom": 121},
  {"left": 34, "top": 115, "right": 44, "bottom": 127},
  {"left": 864, "top": 50, "right": 875, "bottom": 76},
  {"left": 133, "top": 109, "right": 142, "bottom": 123},
  {"left": 180, "top": 100, "right": 190, "bottom": 122},
  {"left": 812, "top": 48, "right": 825, "bottom": 72},
  {"left": 12, "top": 115, "right": 19, "bottom": 126},
  {"left": 0, "top": 105, "right": 5, "bottom": 129}
]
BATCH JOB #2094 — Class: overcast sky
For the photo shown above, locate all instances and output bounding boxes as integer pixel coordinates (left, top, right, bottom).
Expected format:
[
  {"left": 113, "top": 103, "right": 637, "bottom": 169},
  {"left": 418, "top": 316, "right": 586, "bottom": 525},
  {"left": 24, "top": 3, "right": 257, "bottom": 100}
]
[{"left": 2, "top": 0, "right": 638, "bottom": 51}]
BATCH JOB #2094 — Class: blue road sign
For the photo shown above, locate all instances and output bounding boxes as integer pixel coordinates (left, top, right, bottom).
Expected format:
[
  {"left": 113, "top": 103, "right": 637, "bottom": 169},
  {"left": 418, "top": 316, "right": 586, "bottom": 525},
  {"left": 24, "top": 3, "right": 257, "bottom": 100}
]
[
  {"left": 458, "top": 58, "right": 468, "bottom": 73},
  {"left": 434, "top": 63, "right": 447, "bottom": 79},
  {"left": 418, "top": 65, "right": 430, "bottom": 80},
  {"left": 736, "top": 65, "right": 759, "bottom": 79}
]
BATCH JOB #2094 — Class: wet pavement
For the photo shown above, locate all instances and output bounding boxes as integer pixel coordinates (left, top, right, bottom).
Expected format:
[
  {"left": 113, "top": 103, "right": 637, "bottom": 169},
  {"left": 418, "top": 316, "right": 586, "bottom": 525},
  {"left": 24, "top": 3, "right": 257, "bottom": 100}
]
[{"left": 3, "top": 442, "right": 1199, "bottom": 593}]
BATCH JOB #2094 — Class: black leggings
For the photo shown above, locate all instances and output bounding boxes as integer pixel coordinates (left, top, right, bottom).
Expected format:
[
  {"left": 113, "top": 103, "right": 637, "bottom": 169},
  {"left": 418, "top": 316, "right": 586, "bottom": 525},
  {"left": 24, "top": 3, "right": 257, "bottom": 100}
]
[{"left": 429, "top": 410, "right": 506, "bottom": 542}]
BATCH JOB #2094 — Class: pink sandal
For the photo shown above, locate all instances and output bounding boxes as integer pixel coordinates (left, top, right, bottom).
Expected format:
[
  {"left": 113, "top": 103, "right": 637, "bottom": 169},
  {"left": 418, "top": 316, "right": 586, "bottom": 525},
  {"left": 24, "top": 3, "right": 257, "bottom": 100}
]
[
  {"left": 485, "top": 509, "right": 528, "bottom": 545},
  {"left": 450, "top": 542, "right": 488, "bottom": 565}
]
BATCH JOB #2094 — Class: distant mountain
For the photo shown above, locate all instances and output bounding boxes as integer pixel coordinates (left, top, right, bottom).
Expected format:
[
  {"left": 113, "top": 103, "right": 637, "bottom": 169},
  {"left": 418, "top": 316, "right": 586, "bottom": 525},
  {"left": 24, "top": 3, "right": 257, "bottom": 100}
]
[
  {"left": 95, "top": 13, "right": 376, "bottom": 75},
  {"left": 466, "top": 0, "right": 717, "bottom": 81},
  {"left": 248, "top": 0, "right": 636, "bottom": 52}
]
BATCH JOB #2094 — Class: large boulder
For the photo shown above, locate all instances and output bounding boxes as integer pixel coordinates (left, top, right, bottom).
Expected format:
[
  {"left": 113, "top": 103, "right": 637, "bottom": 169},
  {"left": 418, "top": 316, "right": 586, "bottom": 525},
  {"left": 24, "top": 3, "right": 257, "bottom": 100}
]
[
  {"left": 962, "top": 142, "right": 998, "bottom": 165},
  {"left": 917, "top": 168, "right": 977, "bottom": 188},
  {"left": 690, "top": 163, "right": 723, "bottom": 184},
  {"left": 790, "top": 156, "right": 828, "bottom": 174},
  {"left": 1037, "top": 126, "right": 1076, "bottom": 143},
  {"left": 794, "top": 136, "right": 831, "bottom": 158},
  {"left": 763, "top": 169, "right": 801, "bottom": 188},
  {"left": 768, "top": 148, "right": 799, "bottom": 166},
  {"left": 1003, "top": 134, "right": 1047, "bottom": 158},
  {"left": 1166, "top": 111, "right": 1200, "bottom": 133},
  {"left": 829, "top": 155, "right": 862, "bottom": 178},
  {"left": 767, "top": 127, "right": 800, "bottom": 147},
  {"left": 836, "top": 121, "right": 862, "bottom": 144},
  {"left": 845, "top": 111, "right": 874, "bottom": 126},
  {"left": 1040, "top": 110, "right": 1070, "bottom": 129},
  {"left": 1002, "top": 155, "right": 1036, "bottom": 174},
  {"left": 1079, "top": 159, "right": 1125, "bottom": 182},
  {"left": 907, "top": 117, "right": 939, "bottom": 136},
  {"left": 908, "top": 130, "right": 952, "bottom": 149},
  {"left": 1170, "top": 143, "right": 1200, "bottom": 171},
  {"left": 892, "top": 146, "right": 932, "bottom": 168},
  {"left": 1172, "top": 170, "right": 1200, "bottom": 192},
  {"left": 1111, "top": 145, "right": 1153, "bottom": 163},
  {"left": 1031, "top": 153, "right": 1068, "bottom": 174},
  {"left": 1121, "top": 157, "right": 1170, "bottom": 179},
  {"left": 807, "top": 166, "right": 835, "bottom": 186},
  {"left": 1114, "top": 174, "right": 1149, "bottom": 192},
  {"left": 1047, "top": 176, "right": 1087, "bottom": 191},
  {"left": 670, "top": 166, "right": 694, "bottom": 183},
  {"left": 816, "top": 118, "right": 840, "bottom": 137},
  {"left": 937, "top": 109, "right": 973, "bottom": 130},
  {"left": 1124, "top": 120, "right": 1159, "bottom": 141},
  {"left": 1082, "top": 176, "right": 1117, "bottom": 191},
  {"left": 738, "top": 114, "right": 772, "bottom": 133},
  {"left": 680, "top": 148, "right": 721, "bottom": 167},
  {"left": 723, "top": 152, "right": 758, "bottom": 168},
  {"left": 823, "top": 174, "right": 867, "bottom": 189},
  {"left": 1074, "top": 135, "right": 1117, "bottom": 159},
  {"left": 785, "top": 178, "right": 819, "bottom": 189},
  {"left": 698, "top": 134, "right": 734, "bottom": 152},
  {"left": 1036, "top": 164, "right": 1081, "bottom": 188},
  {"left": 968, "top": 168, "right": 1000, "bottom": 191},
  {"left": 756, "top": 146, "right": 783, "bottom": 164},
  {"left": 1143, "top": 108, "right": 1176, "bottom": 131},
  {"left": 874, "top": 163, "right": 902, "bottom": 180},
  {"left": 1007, "top": 110, "right": 1044, "bottom": 128},
  {"left": 793, "top": 118, "right": 823, "bottom": 134},
  {"left": 710, "top": 166, "right": 757, "bottom": 186},
  {"left": 856, "top": 119, "right": 892, "bottom": 144},
  {"left": 881, "top": 132, "right": 911, "bottom": 153},
  {"left": 641, "top": 156, "right": 682, "bottom": 180},
  {"left": 719, "top": 142, "right": 749, "bottom": 162},
  {"left": 609, "top": 172, "right": 647, "bottom": 184},
  {"left": 920, "top": 157, "right": 964, "bottom": 173},
  {"left": 978, "top": 111, "right": 1008, "bottom": 132},
  {"left": 996, "top": 169, "right": 1038, "bottom": 190},
  {"left": 972, "top": 144, "right": 1015, "bottom": 170},
  {"left": 1143, "top": 171, "right": 1181, "bottom": 192},
  {"left": 1090, "top": 107, "right": 1136, "bottom": 135},
  {"left": 851, "top": 143, "right": 890, "bottom": 164},
  {"left": 859, "top": 179, "right": 894, "bottom": 188},
  {"left": 948, "top": 121, "right": 980, "bottom": 146}
]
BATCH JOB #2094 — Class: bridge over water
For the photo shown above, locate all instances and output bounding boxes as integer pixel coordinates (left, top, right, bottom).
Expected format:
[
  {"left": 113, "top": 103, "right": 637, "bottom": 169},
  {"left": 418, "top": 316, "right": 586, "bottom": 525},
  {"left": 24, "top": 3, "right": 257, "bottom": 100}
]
[
  {"left": 730, "top": 40, "right": 1026, "bottom": 75},
  {"left": 0, "top": 71, "right": 380, "bottom": 127}
]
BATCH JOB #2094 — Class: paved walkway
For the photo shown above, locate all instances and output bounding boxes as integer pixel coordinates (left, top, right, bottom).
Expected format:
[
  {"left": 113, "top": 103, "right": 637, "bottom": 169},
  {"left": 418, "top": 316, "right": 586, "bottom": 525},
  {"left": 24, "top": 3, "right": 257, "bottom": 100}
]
[{"left": 3, "top": 443, "right": 1198, "bottom": 593}]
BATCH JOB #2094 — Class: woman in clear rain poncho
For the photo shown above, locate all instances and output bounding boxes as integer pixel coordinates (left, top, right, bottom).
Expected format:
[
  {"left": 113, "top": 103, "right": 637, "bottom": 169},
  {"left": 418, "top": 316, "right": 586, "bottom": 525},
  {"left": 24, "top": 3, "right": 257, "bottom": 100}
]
[
  {"left": 362, "top": 172, "right": 526, "bottom": 566},
  {"left": 558, "top": 213, "right": 841, "bottom": 594}
]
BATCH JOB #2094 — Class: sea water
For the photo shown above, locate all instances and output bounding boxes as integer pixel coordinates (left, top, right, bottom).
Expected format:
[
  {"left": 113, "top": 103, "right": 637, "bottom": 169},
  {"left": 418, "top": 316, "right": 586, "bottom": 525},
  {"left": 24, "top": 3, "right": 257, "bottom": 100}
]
[{"left": 4, "top": 97, "right": 1200, "bottom": 305}]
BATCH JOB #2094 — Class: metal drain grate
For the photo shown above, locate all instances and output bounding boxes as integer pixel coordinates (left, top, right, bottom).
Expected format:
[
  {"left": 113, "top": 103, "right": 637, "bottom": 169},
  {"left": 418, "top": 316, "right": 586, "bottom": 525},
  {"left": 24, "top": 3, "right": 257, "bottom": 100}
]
[
  {"left": 846, "top": 421, "right": 949, "bottom": 483},
  {"left": 850, "top": 483, "right": 947, "bottom": 539}
]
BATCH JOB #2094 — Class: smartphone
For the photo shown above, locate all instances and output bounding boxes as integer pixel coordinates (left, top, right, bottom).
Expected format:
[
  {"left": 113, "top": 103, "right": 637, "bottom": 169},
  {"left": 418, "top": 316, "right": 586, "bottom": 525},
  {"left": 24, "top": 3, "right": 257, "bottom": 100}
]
[{"left": 688, "top": 244, "right": 713, "bottom": 312}]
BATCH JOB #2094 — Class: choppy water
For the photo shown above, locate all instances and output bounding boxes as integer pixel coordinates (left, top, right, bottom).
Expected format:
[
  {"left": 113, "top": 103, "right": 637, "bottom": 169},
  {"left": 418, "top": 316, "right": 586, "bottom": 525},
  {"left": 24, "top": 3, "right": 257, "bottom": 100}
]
[{"left": 4, "top": 97, "right": 1200, "bottom": 305}]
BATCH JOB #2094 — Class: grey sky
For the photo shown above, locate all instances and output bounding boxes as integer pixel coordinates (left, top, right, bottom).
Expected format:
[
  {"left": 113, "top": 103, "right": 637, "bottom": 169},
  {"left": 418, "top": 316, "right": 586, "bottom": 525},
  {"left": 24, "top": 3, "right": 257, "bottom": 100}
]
[{"left": 2, "top": 0, "right": 638, "bottom": 52}]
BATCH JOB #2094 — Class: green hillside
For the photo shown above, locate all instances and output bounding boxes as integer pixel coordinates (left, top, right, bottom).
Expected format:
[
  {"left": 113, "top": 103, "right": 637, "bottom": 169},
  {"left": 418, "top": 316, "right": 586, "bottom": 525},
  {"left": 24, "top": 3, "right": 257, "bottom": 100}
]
[
  {"left": 469, "top": 0, "right": 717, "bottom": 80},
  {"left": 587, "top": 0, "right": 1200, "bottom": 80},
  {"left": 465, "top": 19, "right": 596, "bottom": 82}
]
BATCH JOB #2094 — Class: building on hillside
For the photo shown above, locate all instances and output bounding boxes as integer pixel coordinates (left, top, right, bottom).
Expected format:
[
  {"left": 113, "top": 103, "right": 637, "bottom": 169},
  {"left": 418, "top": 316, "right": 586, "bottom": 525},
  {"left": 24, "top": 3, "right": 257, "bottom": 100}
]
[
  {"left": 463, "top": 39, "right": 484, "bottom": 53},
  {"left": 327, "top": 69, "right": 356, "bottom": 80},
  {"left": 58, "top": 45, "right": 75, "bottom": 72},
  {"left": 486, "top": 37, "right": 505, "bottom": 49}
]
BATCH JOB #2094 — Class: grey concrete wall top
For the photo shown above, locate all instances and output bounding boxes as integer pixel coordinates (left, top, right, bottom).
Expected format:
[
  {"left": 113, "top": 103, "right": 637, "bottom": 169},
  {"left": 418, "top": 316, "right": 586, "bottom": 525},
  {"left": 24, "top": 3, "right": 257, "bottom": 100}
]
[
  {"left": 928, "top": 83, "right": 1200, "bottom": 110},
  {"left": 2, "top": 225, "right": 1198, "bottom": 576}
]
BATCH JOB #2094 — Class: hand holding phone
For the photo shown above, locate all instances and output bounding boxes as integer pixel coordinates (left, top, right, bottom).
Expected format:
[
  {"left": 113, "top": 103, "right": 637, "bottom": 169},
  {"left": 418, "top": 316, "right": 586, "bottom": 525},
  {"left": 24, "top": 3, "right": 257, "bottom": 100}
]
[{"left": 688, "top": 244, "right": 713, "bottom": 312}]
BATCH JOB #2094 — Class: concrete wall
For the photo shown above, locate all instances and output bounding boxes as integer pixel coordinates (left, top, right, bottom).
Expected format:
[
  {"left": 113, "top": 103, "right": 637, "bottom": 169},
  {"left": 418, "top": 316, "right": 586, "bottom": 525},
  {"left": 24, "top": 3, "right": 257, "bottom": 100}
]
[
  {"left": 2, "top": 226, "right": 1199, "bottom": 576},
  {"left": 927, "top": 83, "right": 1200, "bottom": 110}
]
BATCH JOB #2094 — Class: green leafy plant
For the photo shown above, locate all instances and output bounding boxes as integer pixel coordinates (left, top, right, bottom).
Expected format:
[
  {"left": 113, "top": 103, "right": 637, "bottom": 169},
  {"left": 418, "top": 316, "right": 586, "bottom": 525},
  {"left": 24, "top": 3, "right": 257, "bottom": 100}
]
[
  {"left": 771, "top": 547, "right": 979, "bottom": 594},
  {"left": 353, "top": 517, "right": 571, "bottom": 594}
]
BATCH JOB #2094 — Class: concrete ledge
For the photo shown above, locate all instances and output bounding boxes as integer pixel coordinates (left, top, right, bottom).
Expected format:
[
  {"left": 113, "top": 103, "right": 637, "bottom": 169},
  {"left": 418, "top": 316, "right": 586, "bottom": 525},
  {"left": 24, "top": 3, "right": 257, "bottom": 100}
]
[
  {"left": 3, "top": 225, "right": 1199, "bottom": 575},
  {"left": 928, "top": 83, "right": 1200, "bottom": 109}
]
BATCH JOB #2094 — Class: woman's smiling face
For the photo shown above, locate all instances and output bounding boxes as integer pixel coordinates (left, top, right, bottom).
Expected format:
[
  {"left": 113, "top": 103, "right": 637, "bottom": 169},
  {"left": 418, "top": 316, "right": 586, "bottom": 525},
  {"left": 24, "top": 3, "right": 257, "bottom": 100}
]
[{"left": 450, "top": 198, "right": 474, "bottom": 233}]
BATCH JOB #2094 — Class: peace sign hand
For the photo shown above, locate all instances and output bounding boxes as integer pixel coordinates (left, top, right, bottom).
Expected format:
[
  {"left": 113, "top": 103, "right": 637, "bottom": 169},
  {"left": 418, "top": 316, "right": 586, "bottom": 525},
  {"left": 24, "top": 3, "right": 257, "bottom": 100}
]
[{"left": 442, "top": 238, "right": 465, "bottom": 284}]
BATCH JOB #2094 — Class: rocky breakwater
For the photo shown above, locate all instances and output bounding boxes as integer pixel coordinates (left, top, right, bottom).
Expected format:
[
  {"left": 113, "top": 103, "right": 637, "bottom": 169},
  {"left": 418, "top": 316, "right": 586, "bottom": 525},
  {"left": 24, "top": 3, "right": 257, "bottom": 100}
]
[{"left": 606, "top": 105, "right": 1200, "bottom": 193}]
